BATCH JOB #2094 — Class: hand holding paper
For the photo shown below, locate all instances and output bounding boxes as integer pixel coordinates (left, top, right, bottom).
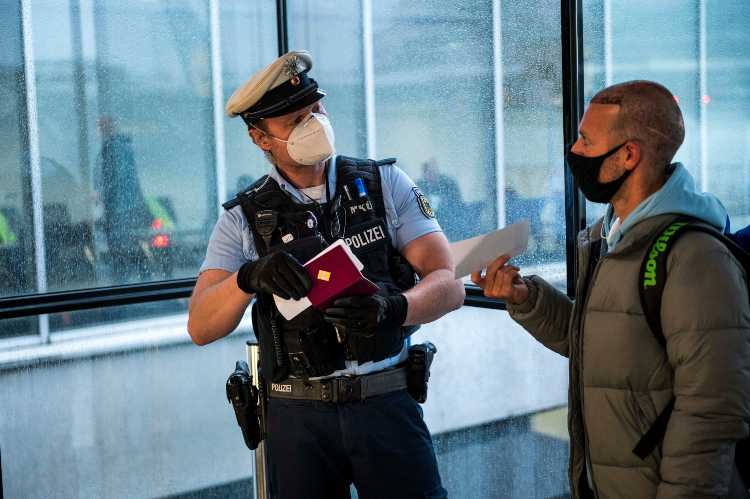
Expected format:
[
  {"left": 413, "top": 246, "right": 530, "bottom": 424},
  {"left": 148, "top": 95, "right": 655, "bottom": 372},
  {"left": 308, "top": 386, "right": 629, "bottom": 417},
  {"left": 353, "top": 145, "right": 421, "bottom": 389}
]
[
  {"left": 450, "top": 220, "right": 529, "bottom": 279},
  {"left": 469, "top": 253, "right": 530, "bottom": 305}
]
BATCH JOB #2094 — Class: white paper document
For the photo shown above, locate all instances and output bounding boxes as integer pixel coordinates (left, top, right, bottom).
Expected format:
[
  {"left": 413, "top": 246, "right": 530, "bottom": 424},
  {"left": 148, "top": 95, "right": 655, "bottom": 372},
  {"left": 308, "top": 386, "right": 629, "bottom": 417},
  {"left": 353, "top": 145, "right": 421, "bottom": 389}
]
[
  {"left": 450, "top": 220, "right": 530, "bottom": 279},
  {"left": 273, "top": 295, "right": 313, "bottom": 321}
]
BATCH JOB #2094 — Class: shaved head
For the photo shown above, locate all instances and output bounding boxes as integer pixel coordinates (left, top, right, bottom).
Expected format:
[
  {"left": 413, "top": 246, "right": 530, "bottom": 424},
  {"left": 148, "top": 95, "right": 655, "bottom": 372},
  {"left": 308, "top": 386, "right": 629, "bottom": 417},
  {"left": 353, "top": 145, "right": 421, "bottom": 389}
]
[{"left": 591, "top": 80, "right": 685, "bottom": 168}]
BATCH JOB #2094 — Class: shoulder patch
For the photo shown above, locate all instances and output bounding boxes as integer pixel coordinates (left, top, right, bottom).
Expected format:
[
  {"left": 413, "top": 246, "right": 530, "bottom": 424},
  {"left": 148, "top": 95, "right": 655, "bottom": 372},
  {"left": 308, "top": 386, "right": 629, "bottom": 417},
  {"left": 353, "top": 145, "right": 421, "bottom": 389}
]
[{"left": 412, "top": 187, "right": 435, "bottom": 219}]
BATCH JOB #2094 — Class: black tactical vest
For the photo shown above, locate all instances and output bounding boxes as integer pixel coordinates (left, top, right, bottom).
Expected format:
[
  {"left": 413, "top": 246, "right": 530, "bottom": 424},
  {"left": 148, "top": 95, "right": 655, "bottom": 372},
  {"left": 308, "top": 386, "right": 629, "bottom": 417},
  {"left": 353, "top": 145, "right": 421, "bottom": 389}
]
[{"left": 223, "top": 156, "right": 418, "bottom": 383}]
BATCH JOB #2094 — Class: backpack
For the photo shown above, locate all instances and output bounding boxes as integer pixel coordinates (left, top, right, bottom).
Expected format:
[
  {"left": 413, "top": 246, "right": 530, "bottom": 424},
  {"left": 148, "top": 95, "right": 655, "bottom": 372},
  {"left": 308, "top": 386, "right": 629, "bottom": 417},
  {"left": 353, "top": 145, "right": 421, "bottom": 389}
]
[
  {"left": 730, "top": 225, "right": 750, "bottom": 250},
  {"left": 635, "top": 215, "right": 750, "bottom": 487}
]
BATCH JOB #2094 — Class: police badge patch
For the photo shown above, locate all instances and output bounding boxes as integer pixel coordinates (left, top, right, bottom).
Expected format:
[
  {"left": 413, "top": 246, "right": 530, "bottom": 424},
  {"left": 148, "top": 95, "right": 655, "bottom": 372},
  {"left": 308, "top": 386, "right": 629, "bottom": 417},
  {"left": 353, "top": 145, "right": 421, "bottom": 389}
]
[{"left": 412, "top": 187, "right": 435, "bottom": 219}]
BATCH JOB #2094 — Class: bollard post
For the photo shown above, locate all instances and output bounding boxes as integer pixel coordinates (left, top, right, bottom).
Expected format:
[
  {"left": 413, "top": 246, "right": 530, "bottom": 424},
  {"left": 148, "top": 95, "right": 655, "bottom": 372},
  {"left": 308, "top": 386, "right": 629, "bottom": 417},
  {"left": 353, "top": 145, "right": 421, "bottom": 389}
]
[{"left": 247, "top": 341, "right": 270, "bottom": 499}]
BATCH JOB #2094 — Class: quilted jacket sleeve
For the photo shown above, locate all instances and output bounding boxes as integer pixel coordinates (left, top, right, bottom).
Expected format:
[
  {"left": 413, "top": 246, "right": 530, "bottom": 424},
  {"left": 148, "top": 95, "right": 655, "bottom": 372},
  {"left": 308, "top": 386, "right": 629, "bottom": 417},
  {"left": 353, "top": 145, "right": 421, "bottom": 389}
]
[
  {"left": 657, "top": 232, "right": 750, "bottom": 499},
  {"left": 507, "top": 275, "right": 574, "bottom": 358}
]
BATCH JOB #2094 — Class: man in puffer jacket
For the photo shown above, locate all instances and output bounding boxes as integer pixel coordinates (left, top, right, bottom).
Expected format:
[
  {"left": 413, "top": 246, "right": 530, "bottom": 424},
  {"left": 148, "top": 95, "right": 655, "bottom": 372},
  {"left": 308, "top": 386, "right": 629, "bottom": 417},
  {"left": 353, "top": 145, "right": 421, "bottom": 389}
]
[{"left": 473, "top": 80, "right": 750, "bottom": 499}]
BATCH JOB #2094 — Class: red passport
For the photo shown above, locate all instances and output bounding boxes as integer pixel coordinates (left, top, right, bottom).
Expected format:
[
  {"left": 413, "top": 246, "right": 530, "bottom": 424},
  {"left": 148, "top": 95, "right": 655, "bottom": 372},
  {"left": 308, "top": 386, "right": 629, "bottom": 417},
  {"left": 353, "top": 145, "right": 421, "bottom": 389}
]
[
  {"left": 273, "top": 240, "right": 379, "bottom": 320},
  {"left": 304, "top": 240, "right": 378, "bottom": 311}
]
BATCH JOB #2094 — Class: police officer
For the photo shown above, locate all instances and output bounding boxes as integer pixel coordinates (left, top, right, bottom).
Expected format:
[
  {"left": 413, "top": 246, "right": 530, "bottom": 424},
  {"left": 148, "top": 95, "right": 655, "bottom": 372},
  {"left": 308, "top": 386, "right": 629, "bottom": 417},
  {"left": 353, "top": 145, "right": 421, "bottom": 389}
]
[{"left": 188, "top": 51, "right": 465, "bottom": 499}]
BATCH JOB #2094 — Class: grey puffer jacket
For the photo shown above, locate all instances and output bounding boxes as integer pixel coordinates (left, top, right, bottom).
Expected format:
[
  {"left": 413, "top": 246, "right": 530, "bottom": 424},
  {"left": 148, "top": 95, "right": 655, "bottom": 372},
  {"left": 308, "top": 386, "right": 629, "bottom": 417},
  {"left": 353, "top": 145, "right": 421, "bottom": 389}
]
[{"left": 509, "top": 214, "right": 750, "bottom": 499}]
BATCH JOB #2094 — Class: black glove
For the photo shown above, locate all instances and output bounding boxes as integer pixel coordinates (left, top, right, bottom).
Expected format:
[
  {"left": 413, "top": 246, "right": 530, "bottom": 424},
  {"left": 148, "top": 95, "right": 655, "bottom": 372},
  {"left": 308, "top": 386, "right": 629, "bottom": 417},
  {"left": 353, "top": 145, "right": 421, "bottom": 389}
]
[
  {"left": 236, "top": 251, "right": 312, "bottom": 300},
  {"left": 323, "top": 294, "right": 408, "bottom": 337}
]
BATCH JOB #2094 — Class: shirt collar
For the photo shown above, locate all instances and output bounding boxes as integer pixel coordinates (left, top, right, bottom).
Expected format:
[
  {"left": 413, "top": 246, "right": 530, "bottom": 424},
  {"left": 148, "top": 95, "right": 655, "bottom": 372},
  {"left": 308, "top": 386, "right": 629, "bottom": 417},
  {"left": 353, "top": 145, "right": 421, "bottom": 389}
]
[{"left": 267, "top": 155, "right": 337, "bottom": 204}]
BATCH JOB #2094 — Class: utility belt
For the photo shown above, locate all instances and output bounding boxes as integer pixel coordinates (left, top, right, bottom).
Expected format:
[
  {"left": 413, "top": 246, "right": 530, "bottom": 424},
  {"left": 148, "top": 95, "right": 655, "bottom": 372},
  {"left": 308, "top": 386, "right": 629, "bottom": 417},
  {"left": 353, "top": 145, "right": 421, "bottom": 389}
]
[
  {"left": 269, "top": 341, "right": 437, "bottom": 404},
  {"left": 269, "top": 366, "right": 409, "bottom": 403},
  {"left": 227, "top": 342, "right": 437, "bottom": 449}
]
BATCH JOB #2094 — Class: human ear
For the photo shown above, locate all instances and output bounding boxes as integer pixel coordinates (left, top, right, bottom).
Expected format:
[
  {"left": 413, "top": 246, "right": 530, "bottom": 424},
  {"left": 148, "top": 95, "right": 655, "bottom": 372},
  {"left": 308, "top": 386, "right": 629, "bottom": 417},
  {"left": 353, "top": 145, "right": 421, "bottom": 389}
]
[
  {"left": 624, "top": 141, "right": 641, "bottom": 170},
  {"left": 248, "top": 128, "right": 272, "bottom": 151}
]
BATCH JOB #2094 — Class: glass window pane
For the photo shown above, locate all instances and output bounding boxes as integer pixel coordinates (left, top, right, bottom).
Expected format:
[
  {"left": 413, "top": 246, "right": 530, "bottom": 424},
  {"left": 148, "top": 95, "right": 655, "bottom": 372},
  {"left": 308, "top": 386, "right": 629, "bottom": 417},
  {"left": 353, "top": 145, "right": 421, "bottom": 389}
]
[
  {"left": 705, "top": 0, "right": 750, "bottom": 227},
  {"left": 31, "top": 0, "right": 215, "bottom": 298},
  {"left": 221, "top": 1, "right": 278, "bottom": 200},
  {"left": 372, "top": 2, "right": 497, "bottom": 244},
  {"left": 9, "top": 0, "right": 244, "bottom": 335},
  {"left": 0, "top": 2, "right": 35, "bottom": 299},
  {"left": 0, "top": 1, "right": 38, "bottom": 339},
  {"left": 414, "top": 308, "right": 569, "bottom": 498},
  {"left": 583, "top": 0, "right": 701, "bottom": 224},
  {"left": 583, "top": 0, "right": 750, "bottom": 228},
  {"left": 0, "top": 300, "right": 255, "bottom": 498},
  {"left": 374, "top": 0, "right": 565, "bottom": 279},
  {"left": 498, "top": 0, "right": 566, "bottom": 275},
  {"left": 1, "top": 0, "right": 277, "bottom": 330},
  {"left": 288, "top": 0, "right": 368, "bottom": 159}
]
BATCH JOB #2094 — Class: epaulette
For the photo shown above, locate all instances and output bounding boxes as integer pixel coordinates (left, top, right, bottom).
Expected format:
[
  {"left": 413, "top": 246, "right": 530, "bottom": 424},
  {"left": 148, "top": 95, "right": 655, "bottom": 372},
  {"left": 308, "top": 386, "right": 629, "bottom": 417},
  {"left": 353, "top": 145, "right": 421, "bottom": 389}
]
[
  {"left": 221, "top": 175, "right": 271, "bottom": 210},
  {"left": 336, "top": 155, "right": 396, "bottom": 170},
  {"left": 374, "top": 157, "right": 397, "bottom": 167}
]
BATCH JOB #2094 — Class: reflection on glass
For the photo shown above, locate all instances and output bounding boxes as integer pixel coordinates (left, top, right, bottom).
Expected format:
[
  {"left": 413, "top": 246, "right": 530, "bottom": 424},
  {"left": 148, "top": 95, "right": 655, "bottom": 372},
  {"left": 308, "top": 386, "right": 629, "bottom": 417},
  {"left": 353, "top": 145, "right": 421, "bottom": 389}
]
[
  {"left": 419, "top": 158, "right": 470, "bottom": 242},
  {"left": 3, "top": 0, "right": 221, "bottom": 334},
  {"left": 501, "top": 0, "right": 565, "bottom": 269},
  {"left": 0, "top": 1, "right": 38, "bottom": 338},
  {"left": 434, "top": 407, "right": 569, "bottom": 497},
  {"left": 288, "top": 0, "right": 367, "bottom": 158},
  {"left": 583, "top": 0, "right": 750, "bottom": 228},
  {"left": 93, "top": 117, "right": 155, "bottom": 281},
  {"left": 372, "top": 1, "right": 496, "bottom": 243},
  {"left": 0, "top": 2, "right": 34, "bottom": 301},
  {"left": 30, "top": 0, "right": 214, "bottom": 298},
  {"left": 1, "top": 0, "right": 276, "bottom": 334},
  {"left": 0, "top": 299, "right": 254, "bottom": 498},
  {"left": 221, "top": 1, "right": 277, "bottom": 201},
  {"left": 705, "top": 0, "right": 750, "bottom": 227},
  {"left": 372, "top": 0, "right": 565, "bottom": 274},
  {"left": 583, "top": 0, "right": 698, "bottom": 224}
]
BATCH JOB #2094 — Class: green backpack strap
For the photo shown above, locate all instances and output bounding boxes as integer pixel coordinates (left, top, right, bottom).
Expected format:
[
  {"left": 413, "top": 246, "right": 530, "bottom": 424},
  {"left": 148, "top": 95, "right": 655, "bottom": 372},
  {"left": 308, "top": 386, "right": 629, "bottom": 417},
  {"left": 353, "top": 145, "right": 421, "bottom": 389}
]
[
  {"left": 638, "top": 216, "right": 694, "bottom": 348},
  {"left": 634, "top": 215, "right": 750, "bottom": 460}
]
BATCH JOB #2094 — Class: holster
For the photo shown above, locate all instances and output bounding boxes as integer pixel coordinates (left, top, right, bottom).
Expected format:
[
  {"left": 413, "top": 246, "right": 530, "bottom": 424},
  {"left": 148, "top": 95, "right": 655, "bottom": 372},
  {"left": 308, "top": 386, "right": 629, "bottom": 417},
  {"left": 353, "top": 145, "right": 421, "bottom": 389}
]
[
  {"left": 226, "top": 360, "right": 263, "bottom": 450},
  {"left": 406, "top": 342, "right": 437, "bottom": 403}
]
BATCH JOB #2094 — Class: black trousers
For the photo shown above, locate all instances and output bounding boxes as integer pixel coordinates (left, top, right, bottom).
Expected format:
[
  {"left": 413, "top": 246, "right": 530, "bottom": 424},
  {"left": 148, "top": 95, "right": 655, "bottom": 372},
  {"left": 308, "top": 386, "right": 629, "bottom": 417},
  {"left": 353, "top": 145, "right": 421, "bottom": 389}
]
[{"left": 266, "top": 388, "right": 447, "bottom": 499}]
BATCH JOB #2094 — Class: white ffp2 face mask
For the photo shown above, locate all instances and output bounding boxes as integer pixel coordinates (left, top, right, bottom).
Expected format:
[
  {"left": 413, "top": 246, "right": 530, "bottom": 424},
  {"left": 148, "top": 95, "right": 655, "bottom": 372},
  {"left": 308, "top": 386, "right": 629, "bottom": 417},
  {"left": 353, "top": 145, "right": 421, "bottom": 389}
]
[{"left": 268, "top": 113, "right": 335, "bottom": 165}]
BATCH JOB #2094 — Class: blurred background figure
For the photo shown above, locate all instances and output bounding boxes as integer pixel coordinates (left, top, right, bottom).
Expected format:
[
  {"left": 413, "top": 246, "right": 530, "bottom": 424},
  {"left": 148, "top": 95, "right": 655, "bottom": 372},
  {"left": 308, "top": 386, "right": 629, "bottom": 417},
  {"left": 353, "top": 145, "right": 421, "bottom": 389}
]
[
  {"left": 94, "top": 115, "right": 151, "bottom": 281},
  {"left": 419, "top": 157, "right": 466, "bottom": 241},
  {"left": 227, "top": 174, "right": 255, "bottom": 202}
]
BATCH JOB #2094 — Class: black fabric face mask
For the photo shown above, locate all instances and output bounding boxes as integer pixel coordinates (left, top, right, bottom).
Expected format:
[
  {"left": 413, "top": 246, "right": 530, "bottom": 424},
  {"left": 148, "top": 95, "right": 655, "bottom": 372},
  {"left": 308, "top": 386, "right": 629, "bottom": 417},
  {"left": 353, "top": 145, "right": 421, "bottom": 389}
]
[{"left": 565, "top": 142, "right": 631, "bottom": 204}]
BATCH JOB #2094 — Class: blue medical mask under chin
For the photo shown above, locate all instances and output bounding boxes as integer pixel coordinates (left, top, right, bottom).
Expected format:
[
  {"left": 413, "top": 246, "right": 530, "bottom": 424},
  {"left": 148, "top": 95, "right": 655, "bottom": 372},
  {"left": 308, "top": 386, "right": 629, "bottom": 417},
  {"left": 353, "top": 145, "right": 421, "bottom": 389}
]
[{"left": 264, "top": 113, "right": 336, "bottom": 166}]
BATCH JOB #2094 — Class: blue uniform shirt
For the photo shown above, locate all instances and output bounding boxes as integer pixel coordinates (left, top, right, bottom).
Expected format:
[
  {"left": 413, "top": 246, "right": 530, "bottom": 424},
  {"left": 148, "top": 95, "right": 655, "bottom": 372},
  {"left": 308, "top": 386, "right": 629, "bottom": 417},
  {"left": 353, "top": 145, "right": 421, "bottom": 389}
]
[{"left": 200, "top": 155, "right": 442, "bottom": 377}]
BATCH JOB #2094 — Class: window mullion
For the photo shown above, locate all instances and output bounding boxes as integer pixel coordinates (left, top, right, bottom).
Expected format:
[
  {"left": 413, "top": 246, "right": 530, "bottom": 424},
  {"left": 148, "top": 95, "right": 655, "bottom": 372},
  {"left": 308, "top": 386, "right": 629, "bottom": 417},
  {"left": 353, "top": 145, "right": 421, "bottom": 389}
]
[
  {"left": 21, "top": 0, "right": 50, "bottom": 342},
  {"left": 561, "top": 0, "right": 587, "bottom": 298}
]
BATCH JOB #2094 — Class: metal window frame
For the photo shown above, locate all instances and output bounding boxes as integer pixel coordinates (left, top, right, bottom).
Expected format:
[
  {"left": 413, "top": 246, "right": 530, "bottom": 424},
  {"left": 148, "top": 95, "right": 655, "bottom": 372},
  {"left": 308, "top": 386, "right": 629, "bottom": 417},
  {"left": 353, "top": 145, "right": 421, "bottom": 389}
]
[
  {"left": 276, "top": 0, "right": 288, "bottom": 56},
  {"left": 210, "top": 0, "right": 227, "bottom": 207},
  {"left": 561, "top": 0, "right": 587, "bottom": 297},
  {"left": 361, "top": 0, "right": 377, "bottom": 159},
  {"left": 0, "top": 0, "right": 586, "bottom": 321}
]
